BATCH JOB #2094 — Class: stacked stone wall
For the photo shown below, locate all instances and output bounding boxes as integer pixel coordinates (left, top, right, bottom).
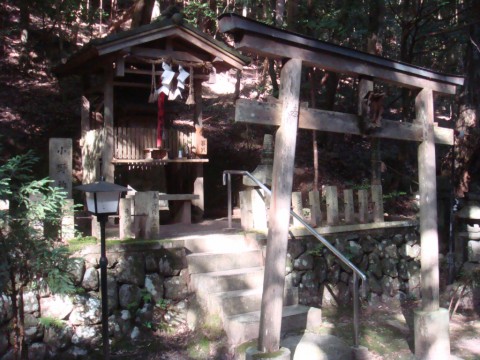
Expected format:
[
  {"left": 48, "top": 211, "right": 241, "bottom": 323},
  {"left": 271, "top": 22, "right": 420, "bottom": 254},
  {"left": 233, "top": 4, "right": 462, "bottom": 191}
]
[
  {"left": 285, "top": 227, "right": 421, "bottom": 307},
  {"left": 0, "top": 245, "right": 190, "bottom": 359}
]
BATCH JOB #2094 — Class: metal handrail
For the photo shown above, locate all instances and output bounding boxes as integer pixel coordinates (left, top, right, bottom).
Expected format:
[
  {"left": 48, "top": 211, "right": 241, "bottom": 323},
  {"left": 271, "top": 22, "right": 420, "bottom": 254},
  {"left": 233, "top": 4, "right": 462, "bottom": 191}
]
[{"left": 222, "top": 169, "right": 367, "bottom": 347}]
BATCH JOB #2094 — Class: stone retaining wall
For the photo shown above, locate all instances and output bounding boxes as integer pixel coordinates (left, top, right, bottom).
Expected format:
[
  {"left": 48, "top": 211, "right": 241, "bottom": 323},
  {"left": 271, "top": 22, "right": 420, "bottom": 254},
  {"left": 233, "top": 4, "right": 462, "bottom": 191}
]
[
  {"left": 0, "top": 244, "right": 190, "bottom": 359},
  {"left": 0, "top": 225, "right": 422, "bottom": 358},
  {"left": 284, "top": 226, "right": 422, "bottom": 307}
]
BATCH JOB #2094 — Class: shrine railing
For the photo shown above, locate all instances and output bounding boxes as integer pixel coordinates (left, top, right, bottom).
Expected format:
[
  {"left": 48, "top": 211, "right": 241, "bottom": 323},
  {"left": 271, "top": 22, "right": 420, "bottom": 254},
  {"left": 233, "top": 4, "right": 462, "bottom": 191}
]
[
  {"left": 114, "top": 127, "right": 199, "bottom": 160},
  {"left": 222, "top": 170, "right": 367, "bottom": 348}
]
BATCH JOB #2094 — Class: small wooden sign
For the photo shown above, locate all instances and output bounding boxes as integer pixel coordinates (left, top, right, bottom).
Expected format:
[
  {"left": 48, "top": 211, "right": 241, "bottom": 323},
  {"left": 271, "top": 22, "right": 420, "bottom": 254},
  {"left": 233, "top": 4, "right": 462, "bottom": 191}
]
[{"left": 195, "top": 126, "right": 208, "bottom": 155}]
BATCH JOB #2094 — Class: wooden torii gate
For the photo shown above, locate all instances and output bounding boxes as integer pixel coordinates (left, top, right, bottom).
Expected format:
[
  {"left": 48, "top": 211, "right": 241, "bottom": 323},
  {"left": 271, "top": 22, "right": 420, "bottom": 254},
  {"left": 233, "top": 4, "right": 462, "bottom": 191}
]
[{"left": 219, "top": 14, "right": 464, "bottom": 359}]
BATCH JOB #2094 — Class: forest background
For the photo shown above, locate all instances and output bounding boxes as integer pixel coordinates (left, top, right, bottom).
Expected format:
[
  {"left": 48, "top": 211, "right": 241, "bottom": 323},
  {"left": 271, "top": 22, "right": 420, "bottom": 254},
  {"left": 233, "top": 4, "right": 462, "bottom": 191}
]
[
  {"left": 1, "top": 1, "right": 480, "bottom": 358},
  {"left": 1, "top": 0, "right": 480, "bottom": 212}
]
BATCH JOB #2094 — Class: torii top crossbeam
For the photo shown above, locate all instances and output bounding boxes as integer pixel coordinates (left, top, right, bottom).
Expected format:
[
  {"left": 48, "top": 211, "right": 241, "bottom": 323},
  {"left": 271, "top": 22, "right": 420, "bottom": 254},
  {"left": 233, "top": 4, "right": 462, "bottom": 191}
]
[{"left": 218, "top": 13, "right": 463, "bottom": 94}]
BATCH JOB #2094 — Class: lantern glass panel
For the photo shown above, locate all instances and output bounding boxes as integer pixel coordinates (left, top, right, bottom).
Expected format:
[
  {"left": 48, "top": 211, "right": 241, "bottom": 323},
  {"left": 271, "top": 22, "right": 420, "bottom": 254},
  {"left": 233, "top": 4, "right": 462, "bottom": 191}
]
[
  {"left": 85, "top": 192, "right": 97, "bottom": 214},
  {"left": 96, "top": 192, "right": 120, "bottom": 214}
]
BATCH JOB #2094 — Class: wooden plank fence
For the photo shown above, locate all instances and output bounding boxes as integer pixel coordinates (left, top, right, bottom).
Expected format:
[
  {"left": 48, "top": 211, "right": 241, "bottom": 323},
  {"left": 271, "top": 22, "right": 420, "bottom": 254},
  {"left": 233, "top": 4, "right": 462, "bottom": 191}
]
[
  {"left": 114, "top": 127, "right": 199, "bottom": 160},
  {"left": 240, "top": 185, "right": 384, "bottom": 230}
]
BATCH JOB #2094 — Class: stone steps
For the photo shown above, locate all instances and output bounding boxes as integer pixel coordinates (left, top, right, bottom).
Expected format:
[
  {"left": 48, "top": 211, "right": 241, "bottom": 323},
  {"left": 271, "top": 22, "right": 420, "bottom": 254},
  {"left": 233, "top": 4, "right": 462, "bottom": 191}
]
[
  {"left": 225, "top": 305, "right": 323, "bottom": 347},
  {"left": 186, "top": 233, "right": 323, "bottom": 347},
  {"left": 183, "top": 233, "right": 253, "bottom": 253},
  {"left": 190, "top": 266, "right": 265, "bottom": 293},
  {"left": 210, "top": 286, "right": 298, "bottom": 317},
  {"left": 187, "top": 249, "right": 263, "bottom": 274}
]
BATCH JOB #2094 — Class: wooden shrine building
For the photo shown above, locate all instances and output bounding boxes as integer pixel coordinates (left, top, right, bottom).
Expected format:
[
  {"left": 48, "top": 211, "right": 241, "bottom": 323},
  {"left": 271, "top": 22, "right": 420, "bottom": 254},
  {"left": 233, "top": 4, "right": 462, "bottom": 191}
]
[
  {"left": 218, "top": 13, "right": 463, "bottom": 360},
  {"left": 55, "top": 14, "right": 249, "bottom": 221}
]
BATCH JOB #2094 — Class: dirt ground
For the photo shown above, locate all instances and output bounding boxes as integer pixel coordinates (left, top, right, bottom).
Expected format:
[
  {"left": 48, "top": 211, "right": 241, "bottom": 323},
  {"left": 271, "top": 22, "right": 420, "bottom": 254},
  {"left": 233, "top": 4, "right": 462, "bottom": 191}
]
[{"left": 103, "top": 302, "right": 479, "bottom": 360}]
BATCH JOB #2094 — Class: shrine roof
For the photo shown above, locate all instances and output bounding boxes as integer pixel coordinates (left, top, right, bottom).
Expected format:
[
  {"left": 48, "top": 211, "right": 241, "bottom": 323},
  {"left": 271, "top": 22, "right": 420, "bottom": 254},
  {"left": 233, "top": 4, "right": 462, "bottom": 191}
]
[
  {"left": 54, "top": 16, "right": 250, "bottom": 76},
  {"left": 218, "top": 13, "right": 463, "bottom": 95}
]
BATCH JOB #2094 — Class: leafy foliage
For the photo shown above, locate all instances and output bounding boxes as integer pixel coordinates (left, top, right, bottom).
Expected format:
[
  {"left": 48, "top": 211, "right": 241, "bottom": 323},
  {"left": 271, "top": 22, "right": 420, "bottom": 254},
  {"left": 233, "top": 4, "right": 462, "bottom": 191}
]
[
  {"left": 0, "top": 148, "right": 75, "bottom": 357},
  {"left": 38, "top": 316, "right": 66, "bottom": 329},
  {"left": 183, "top": 0, "right": 217, "bottom": 31}
]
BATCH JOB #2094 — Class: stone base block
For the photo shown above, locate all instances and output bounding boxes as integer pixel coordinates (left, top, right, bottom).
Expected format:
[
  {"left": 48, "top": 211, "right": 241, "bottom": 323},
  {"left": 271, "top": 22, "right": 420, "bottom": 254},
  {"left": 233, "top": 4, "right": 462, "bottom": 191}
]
[
  {"left": 246, "top": 346, "right": 291, "bottom": 360},
  {"left": 414, "top": 307, "right": 450, "bottom": 360}
]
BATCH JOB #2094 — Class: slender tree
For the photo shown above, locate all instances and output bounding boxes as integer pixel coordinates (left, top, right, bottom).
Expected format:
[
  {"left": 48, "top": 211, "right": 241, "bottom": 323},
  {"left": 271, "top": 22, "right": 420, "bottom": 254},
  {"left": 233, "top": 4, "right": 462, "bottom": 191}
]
[
  {"left": 455, "top": 1, "right": 480, "bottom": 196},
  {"left": 0, "top": 151, "right": 75, "bottom": 359}
]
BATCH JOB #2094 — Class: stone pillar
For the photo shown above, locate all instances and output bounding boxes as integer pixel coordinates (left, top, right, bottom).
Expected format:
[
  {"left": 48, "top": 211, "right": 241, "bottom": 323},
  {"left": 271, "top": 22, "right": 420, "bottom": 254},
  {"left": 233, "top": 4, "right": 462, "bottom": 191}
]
[
  {"left": 192, "top": 164, "right": 204, "bottom": 222},
  {"left": 49, "top": 138, "right": 72, "bottom": 198},
  {"left": 358, "top": 189, "right": 369, "bottom": 223},
  {"left": 344, "top": 189, "right": 354, "bottom": 224},
  {"left": 291, "top": 192, "right": 303, "bottom": 227},
  {"left": 92, "top": 216, "right": 100, "bottom": 239},
  {"left": 325, "top": 186, "right": 339, "bottom": 225},
  {"left": 309, "top": 190, "right": 321, "bottom": 227},
  {"left": 244, "top": 134, "right": 274, "bottom": 187},
  {"left": 371, "top": 184, "right": 384, "bottom": 222},
  {"left": 61, "top": 199, "right": 75, "bottom": 242},
  {"left": 119, "top": 198, "right": 133, "bottom": 239},
  {"left": 252, "top": 189, "right": 268, "bottom": 230},
  {"left": 134, "top": 191, "right": 160, "bottom": 240},
  {"left": 240, "top": 190, "right": 253, "bottom": 230}
]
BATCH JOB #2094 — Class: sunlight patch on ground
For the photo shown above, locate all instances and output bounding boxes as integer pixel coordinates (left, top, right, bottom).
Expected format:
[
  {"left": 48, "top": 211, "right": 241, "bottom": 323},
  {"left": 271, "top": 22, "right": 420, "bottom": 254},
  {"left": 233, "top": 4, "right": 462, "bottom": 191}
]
[
  {"left": 455, "top": 338, "right": 480, "bottom": 356},
  {"left": 203, "top": 71, "right": 237, "bottom": 95}
]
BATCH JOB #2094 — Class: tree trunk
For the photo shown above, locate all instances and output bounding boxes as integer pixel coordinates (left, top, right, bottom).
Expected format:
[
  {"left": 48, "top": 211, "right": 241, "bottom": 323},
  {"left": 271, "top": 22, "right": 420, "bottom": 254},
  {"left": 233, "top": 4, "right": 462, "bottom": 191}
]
[
  {"left": 367, "top": 0, "right": 385, "bottom": 186},
  {"left": 131, "top": 0, "right": 155, "bottom": 28},
  {"left": 455, "top": 1, "right": 480, "bottom": 196},
  {"left": 322, "top": 71, "right": 339, "bottom": 150},
  {"left": 267, "top": 0, "right": 285, "bottom": 98},
  {"left": 19, "top": 0, "right": 29, "bottom": 33},
  {"left": 286, "top": 0, "right": 297, "bottom": 31},
  {"left": 310, "top": 68, "right": 319, "bottom": 190}
]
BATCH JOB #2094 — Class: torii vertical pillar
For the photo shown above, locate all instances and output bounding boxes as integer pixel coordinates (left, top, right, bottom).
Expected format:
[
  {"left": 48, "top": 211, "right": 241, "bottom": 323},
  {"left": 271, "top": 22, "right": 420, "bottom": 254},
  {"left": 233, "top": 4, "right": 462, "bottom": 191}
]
[
  {"left": 256, "top": 59, "right": 302, "bottom": 356},
  {"left": 414, "top": 88, "right": 450, "bottom": 359}
]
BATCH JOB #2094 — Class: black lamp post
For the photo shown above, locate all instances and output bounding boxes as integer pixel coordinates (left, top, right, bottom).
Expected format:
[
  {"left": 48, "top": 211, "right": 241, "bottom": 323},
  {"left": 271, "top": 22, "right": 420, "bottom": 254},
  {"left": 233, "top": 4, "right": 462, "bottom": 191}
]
[{"left": 75, "top": 179, "right": 127, "bottom": 359}]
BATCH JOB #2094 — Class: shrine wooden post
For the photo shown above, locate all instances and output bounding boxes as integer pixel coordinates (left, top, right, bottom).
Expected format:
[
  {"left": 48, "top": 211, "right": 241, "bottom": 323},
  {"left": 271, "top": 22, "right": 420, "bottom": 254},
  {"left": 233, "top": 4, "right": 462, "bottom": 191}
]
[
  {"left": 413, "top": 88, "right": 450, "bottom": 359},
  {"left": 258, "top": 59, "right": 302, "bottom": 354},
  {"left": 102, "top": 66, "right": 115, "bottom": 183}
]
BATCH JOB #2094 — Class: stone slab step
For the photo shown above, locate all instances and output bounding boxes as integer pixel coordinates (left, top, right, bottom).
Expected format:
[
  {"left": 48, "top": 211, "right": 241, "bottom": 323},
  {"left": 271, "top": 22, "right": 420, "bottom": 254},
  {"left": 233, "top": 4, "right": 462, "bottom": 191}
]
[
  {"left": 225, "top": 304, "right": 322, "bottom": 347},
  {"left": 190, "top": 267, "right": 264, "bottom": 293},
  {"left": 187, "top": 250, "right": 263, "bottom": 274},
  {"left": 234, "top": 334, "right": 353, "bottom": 360},
  {"left": 212, "top": 286, "right": 298, "bottom": 317},
  {"left": 183, "top": 234, "right": 256, "bottom": 253},
  {"left": 282, "top": 333, "right": 353, "bottom": 360}
]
